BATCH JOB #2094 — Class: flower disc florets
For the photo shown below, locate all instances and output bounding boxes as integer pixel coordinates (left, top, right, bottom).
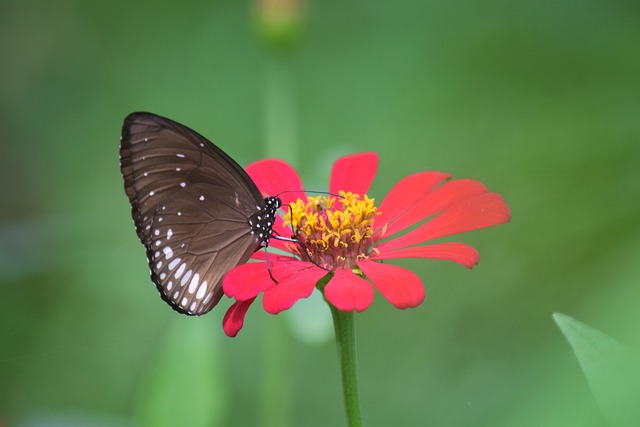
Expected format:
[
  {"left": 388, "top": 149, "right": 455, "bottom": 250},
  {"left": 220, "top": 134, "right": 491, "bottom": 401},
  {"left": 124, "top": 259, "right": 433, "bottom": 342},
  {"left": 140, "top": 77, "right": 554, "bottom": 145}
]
[{"left": 285, "top": 191, "right": 381, "bottom": 270}]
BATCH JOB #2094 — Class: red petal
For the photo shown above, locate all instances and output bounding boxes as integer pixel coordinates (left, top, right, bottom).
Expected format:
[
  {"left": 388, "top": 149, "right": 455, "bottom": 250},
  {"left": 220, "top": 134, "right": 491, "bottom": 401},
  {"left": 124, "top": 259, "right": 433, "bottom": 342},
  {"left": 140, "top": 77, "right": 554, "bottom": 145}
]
[
  {"left": 357, "top": 259, "right": 425, "bottom": 309},
  {"left": 262, "top": 265, "right": 328, "bottom": 314},
  {"left": 246, "top": 159, "right": 305, "bottom": 206},
  {"left": 380, "top": 179, "right": 488, "bottom": 237},
  {"left": 222, "top": 298, "right": 255, "bottom": 337},
  {"left": 222, "top": 261, "right": 278, "bottom": 301},
  {"left": 376, "top": 171, "right": 450, "bottom": 231},
  {"left": 324, "top": 269, "right": 374, "bottom": 312},
  {"left": 329, "top": 153, "right": 379, "bottom": 196},
  {"left": 378, "top": 192, "right": 511, "bottom": 251},
  {"left": 372, "top": 242, "right": 479, "bottom": 269}
]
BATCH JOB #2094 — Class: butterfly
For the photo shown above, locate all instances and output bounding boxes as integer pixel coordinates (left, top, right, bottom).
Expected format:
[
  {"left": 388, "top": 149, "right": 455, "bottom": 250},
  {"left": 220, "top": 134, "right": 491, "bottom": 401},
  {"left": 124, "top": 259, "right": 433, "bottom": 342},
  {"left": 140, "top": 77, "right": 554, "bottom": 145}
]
[{"left": 119, "top": 112, "right": 281, "bottom": 315}]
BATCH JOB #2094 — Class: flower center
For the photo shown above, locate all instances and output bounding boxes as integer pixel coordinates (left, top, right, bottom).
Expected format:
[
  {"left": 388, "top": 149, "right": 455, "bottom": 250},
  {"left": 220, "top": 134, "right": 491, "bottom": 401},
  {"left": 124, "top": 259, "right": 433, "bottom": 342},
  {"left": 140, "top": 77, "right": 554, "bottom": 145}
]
[{"left": 284, "top": 191, "right": 380, "bottom": 269}]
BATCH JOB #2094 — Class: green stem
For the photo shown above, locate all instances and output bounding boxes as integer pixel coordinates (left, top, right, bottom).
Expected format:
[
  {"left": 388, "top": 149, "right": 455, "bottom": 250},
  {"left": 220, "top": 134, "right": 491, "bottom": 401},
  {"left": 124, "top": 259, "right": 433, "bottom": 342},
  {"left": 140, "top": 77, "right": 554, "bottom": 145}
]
[{"left": 330, "top": 305, "right": 363, "bottom": 427}]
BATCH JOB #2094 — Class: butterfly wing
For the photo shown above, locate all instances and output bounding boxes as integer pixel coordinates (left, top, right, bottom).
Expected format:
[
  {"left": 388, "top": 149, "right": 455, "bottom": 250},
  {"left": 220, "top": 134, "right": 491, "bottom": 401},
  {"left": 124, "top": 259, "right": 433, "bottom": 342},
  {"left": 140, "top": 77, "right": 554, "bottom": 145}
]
[{"left": 120, "top": 112, "right": 265, "bottom": 315}]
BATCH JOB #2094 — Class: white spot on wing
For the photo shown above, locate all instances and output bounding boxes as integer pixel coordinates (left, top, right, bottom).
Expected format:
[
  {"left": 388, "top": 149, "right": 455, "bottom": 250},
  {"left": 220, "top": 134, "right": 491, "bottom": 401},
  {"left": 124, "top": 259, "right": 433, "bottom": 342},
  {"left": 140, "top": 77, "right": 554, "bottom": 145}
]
[
  {"left": 181, "top": 269, "right": 193, "bottom": 286},
  {"left": 188, "top": 273, "right": 200, "bottom": 294},
  {"left": 196, "top": 281, "right": 208, "bottom": 299},
  {"left": 176, "top": 153, "right": 185, "bottom": 158},
  {"left": 203, "top": 293, "right": 213, "bottom": 305},
  {"left": 199, "top": 195, "right": 204, "bottom": 201},
  {"left": 168, "top": 258, "right": 181, "bottom": 270},
  {"left": 167, "top": 229, "right": 173, "bottom": 239},
  {"left": 163, "top": 246, "right": 174, "bottom": 259},
  {"left": 181, "top": 297, "right": 188, "bottom": 306},
  {"left": 175, "top": 262, "right": 186, "bottom": 279}
]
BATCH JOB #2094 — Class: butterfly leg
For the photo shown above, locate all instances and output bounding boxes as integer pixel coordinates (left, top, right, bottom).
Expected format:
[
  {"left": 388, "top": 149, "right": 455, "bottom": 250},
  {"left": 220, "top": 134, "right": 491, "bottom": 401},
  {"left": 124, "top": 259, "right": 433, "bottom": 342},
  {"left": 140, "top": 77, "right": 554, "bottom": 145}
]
[{"left": 264, "top": 249, "right": 279, "bottom": 284}]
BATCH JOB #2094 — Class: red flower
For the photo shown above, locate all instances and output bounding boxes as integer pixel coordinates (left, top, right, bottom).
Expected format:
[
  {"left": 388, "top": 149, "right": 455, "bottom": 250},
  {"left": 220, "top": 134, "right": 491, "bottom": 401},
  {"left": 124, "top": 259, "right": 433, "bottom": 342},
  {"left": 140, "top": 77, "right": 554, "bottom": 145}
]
[{"left": 222, "top": 153, "right": 510, "bottom": 337}]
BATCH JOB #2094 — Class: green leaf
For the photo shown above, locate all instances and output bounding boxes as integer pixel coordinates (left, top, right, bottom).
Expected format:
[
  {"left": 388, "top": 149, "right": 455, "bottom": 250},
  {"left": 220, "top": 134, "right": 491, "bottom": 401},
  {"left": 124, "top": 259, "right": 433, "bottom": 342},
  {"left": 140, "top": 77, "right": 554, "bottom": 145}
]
[
  {"left": 553, "top": 312, "right": 640, "bottom": 426},
  {"left": 134, "top": 318, "right": 228, "bottom": 427}
]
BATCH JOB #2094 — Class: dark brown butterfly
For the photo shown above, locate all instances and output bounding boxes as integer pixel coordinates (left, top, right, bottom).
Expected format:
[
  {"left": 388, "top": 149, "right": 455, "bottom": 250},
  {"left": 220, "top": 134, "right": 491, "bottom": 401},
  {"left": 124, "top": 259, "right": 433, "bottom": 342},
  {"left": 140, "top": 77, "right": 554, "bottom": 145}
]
[{"left": 119, "top": 112, "right": 280, "bottom": 315}]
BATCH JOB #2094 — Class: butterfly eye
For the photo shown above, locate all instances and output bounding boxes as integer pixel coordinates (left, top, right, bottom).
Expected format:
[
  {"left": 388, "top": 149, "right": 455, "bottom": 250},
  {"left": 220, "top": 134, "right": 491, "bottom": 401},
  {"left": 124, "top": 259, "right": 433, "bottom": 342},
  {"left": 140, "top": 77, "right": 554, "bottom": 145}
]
[{"left": 120, "top": 112, "right": 280, "bottom": 315}]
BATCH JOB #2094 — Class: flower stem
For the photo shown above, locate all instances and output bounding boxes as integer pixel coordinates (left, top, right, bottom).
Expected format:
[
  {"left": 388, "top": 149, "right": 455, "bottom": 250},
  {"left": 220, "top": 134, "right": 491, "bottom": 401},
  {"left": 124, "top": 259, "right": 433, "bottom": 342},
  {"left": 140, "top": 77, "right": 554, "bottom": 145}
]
[{"left": 330, "top": 305, "right": 363, "bottom": 427}]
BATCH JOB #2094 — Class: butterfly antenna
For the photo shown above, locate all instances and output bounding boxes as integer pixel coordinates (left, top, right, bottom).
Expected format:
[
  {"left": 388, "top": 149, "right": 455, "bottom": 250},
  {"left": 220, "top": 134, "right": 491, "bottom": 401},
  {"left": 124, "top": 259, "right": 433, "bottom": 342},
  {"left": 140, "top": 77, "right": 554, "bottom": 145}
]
[{"left": 276, "top": 189, "right": 342, "bottom": 198}]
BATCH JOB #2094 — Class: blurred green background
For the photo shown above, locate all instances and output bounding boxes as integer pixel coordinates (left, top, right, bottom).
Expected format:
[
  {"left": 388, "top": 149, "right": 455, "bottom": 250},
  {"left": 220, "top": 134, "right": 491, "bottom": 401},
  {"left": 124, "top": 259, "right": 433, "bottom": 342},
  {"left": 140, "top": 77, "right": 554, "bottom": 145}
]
[{"left": 1, "top": 0, "right": 639, "bottom": 426}]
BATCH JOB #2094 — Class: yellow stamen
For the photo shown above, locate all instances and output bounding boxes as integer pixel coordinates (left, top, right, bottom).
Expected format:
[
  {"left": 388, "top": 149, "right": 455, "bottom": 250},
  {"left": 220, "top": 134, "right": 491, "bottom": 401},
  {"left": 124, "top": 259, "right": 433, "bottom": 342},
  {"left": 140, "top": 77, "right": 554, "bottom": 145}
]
[{"left": 284, "top": 191, "right": 380, "bottom": 269}]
